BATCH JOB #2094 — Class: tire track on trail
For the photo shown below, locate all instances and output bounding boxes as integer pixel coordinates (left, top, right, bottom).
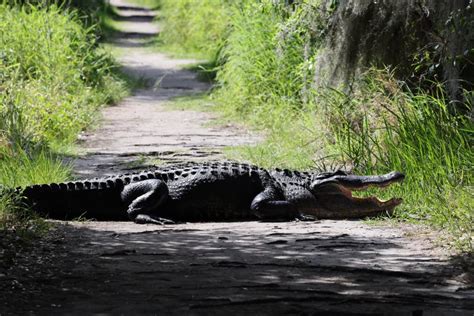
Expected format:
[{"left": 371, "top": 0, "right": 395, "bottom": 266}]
[{"left": 73, "top": 0, "right": 258, "bottom": 178}]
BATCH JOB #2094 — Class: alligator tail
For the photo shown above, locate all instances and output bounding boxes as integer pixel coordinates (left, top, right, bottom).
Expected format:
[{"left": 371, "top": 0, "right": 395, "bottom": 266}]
[{"left": 20, "top": 179, "right": 128, "bottom": 221}]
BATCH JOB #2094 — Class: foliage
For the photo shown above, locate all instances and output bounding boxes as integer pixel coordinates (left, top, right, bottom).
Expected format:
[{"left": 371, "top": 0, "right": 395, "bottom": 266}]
[
  {"left": 216, "top": 1, "right": 323, "bottom": 117},
  {"left": 411, "top": 4, "right": 474, "bottom": 109},
  {"left": 158, "top": 0, "right": 230, "bottom": 60},
  {"left": 0, "top": 4, "right": 124, "bottom": 147},
  {"left": 0, "top": 4, "right": 126, "bottom": 230}
]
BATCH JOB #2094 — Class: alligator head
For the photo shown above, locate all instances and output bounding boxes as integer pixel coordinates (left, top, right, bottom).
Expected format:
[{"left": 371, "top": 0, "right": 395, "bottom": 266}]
[{"left": 309, "top": 171, "right": 405, "bottom": 219}]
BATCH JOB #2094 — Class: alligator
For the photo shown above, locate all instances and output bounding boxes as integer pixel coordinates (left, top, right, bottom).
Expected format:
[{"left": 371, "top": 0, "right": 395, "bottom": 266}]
[{"left": 15, "top": 162, "right": 405, "bottom": 224}]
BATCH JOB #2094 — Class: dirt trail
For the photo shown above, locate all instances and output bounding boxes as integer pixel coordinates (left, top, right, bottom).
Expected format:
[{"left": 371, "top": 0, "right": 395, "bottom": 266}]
[{"left": 1, "top": 1, "right": 472, "bottom": 315}]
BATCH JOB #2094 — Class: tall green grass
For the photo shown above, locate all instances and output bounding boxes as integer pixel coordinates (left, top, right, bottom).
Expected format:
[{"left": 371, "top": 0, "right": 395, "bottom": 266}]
[
  {"left": 322, "top": 70, "right": 473, "bottom": 249},
  {"left": 1, "top": 4, "right": 125, "bottom": 148},
  {"left": 0, "top": 4, "right": 126, "bottom": 226},
  {"left": 217, "top": 1, "right": 322, "bottom": 115},
  {"left": 158, "top": 0, "right": 230, "bottom": 60}
]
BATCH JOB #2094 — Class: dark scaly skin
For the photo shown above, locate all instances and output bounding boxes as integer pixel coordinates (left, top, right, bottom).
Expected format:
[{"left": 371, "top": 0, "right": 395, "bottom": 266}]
[{"left": 16, "top": 162, "right": 405, "bottom": 224}]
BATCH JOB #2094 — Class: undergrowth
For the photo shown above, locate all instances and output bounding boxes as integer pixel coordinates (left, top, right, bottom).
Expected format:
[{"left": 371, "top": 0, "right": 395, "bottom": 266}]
[
  {"left": 0, "top": 4, "right": 127, "bottom": 234},
  {"left": 158, "top": 0, "right": 473, "bottom": 251},
  {"left": 157, "top": 0, "right": 229, "bottom": 61}
]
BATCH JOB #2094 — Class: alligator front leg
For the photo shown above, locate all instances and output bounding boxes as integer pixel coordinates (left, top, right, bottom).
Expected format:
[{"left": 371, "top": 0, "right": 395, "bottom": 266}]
[
  {"left": 120, "top": 179, "right": 172, "bottom": 224},
  {"left": 250, "top": 188, "right": 301, "bottom": 221}
]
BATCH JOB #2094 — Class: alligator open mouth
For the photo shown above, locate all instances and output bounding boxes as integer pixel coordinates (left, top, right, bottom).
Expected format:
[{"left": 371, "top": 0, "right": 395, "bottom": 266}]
[{"left": 310, "top": 171, "right": 405, "bottom": 219}]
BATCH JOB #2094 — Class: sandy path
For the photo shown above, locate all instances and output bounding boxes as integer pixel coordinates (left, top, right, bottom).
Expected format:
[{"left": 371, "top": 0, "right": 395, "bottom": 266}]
[{"left": 1, "top": 1, "right": 472, "bottom": 315}]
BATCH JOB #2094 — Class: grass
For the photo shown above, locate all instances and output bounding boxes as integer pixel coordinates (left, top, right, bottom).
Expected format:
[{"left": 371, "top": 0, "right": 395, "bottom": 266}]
[
  {"left": 157, "top": 0, "right": 229, "bottom": 61},
  {"left": 321, "top": 70, "right": 473, "bottom": 250},
  {"left": 0, "top": 3, "right": 128, "bottom": 240},
  {"left": 156, "top": 0, "right": 473, "bottom": 251}
]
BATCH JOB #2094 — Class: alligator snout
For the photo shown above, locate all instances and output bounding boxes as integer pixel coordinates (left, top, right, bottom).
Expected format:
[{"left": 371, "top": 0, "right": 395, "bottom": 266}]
[{"left": 309, "top": 171, "right": 405, "bottom": 219}]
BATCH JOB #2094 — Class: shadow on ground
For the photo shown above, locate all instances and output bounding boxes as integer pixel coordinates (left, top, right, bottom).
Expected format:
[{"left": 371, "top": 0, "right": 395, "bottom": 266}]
[{"left": 2, "top": 221, "right": 472, "bottom": 315}]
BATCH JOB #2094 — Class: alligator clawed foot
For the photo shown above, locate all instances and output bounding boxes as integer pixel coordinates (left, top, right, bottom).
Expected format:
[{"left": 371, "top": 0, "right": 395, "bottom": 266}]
[
  {"left": 134, "top": 214, "right": 176, "bottom": 225},
  {"left": 295, "top": 214, "right": 317, "bottom": 222}
]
